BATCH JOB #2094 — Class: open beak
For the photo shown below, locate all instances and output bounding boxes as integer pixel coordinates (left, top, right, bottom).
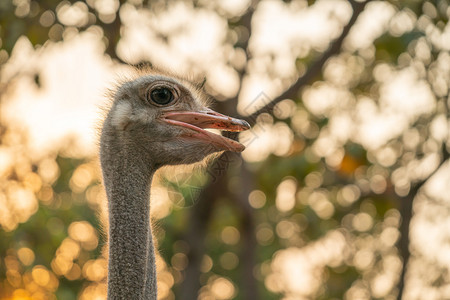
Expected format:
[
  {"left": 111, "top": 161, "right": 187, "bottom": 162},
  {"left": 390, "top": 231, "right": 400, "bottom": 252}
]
[{"left": 161, "top": 108, "right": 250, "bottom": 152}]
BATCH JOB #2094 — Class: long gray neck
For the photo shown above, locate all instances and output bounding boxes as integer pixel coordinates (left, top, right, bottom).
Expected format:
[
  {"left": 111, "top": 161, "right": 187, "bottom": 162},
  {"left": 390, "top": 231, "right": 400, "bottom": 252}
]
[{"left": 101, "top": 139, "right": 157, "bottom": 300}]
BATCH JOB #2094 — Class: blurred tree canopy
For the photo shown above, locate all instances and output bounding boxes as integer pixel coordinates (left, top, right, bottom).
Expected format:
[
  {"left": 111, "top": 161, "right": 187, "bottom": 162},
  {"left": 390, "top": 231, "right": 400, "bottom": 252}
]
[{"left": 1, "top": 0, "right": 450, "bottom": 300}]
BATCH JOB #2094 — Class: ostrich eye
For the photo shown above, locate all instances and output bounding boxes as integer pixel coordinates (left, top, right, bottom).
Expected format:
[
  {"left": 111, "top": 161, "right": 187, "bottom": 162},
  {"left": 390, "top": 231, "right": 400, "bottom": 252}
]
[{"left": 149, "top": 87, "right": 174, "bottom": 105}]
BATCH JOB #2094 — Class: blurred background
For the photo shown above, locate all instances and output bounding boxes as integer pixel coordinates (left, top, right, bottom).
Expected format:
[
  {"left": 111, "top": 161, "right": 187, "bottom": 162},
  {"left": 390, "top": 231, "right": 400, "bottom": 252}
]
[{"left": 1, "top": 0, "right": 449, "bottom": 299}]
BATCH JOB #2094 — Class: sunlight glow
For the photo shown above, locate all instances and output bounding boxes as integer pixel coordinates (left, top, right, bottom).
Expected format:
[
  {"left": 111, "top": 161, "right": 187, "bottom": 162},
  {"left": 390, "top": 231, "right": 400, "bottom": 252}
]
[
  {"left": 56, "top": 1, "right": 89, "bottom": 27},
  {"left": 219, "top": 252, "right": 239, "bottom": 270},
  {"left": 70, "top": 163, "right": 95, "bottom": 193},
  {"left": 241, "top": 120, "right": 294, "bottom": 162},
  {"left": 276, "top": 178, "right": 297, "bottom": 212},
  {"left": 345, "top": 1, "right": 396, "bottom": 51},
  {"left": 252, "top": 1, "right": 351, "bottom": 55},
  {"left": 308, "top": 190, "right": 334, "bottom": 220},
  {"left": 210, "top": 277, "right": 236, "bottom": 300},
  {"left": 221, "top": 226, "right": 240, "bottom": 245},
  {"left": 82, "top": 259, "right": 107, "bottom": 282},
  {"left": 2, "top": 0, "right": 449, "bottom": 299},
  {"left": 256, "top": 224, "right": 274, "bottom": 246},
  {"left": 268, "top": 230, "right": 347, "bottom": 298},
  {"left": 1, "top": 33, "right": 115, "bottom": 159},
  {"left": 248, "top": 189, "right": 266, "bottom": 209},
  {"left": 17, "top": 248, "right": 35, "bottom": 267},
  {"left": 379, "top": 67, "right": 435, "bottom": 122},
  {"left": 68, "top": 221, "right": 98, "bottom": 250}
]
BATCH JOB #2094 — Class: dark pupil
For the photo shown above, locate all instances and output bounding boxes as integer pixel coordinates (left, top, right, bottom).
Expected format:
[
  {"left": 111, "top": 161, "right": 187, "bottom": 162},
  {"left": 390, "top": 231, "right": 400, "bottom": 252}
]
[{"left": 150, "top": 88, "right": 173, "bottom": 105}]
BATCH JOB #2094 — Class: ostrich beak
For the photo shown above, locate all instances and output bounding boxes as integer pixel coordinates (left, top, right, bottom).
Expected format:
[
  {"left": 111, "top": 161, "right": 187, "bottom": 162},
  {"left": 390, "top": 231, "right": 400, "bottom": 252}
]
[{"left": 161, "top": 108, "right": 250, "bottom": 152}]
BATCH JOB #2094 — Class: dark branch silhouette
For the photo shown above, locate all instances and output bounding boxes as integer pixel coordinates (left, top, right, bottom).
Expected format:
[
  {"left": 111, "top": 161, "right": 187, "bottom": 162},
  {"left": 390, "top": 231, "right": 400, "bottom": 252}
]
[
  {"left": 396, "top": 142, "right": 450, "bottom": 300},
  {"left": 180, "top": 1, "right": 260, "bottom": 298},
  {"left": 181, "top": 1, "right": 373, "bottom": 299},
  {"left": 244, "top": 0, "right": 372, "bottom": 123},
  {"left": 180, "top": 175, "right": 229, "bottom": 299}
]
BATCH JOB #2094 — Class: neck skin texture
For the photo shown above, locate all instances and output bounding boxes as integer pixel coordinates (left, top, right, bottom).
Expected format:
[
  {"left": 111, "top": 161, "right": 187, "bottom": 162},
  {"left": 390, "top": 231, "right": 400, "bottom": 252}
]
[{"left": 101, "top": 141, "right": 157, "bottom": 300}]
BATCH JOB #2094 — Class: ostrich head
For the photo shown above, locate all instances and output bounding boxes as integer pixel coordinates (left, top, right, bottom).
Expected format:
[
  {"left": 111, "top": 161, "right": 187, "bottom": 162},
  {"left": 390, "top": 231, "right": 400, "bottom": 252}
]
[
  {"left": 101, "top": 71, "right": 250, "bottom": 169},
  {"left": 100, "top": 69, "right": 250, "bottom": 299}
]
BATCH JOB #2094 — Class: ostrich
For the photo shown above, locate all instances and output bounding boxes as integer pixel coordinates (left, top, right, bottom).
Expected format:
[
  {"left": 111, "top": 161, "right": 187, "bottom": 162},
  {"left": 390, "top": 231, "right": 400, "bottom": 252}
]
[{"left": 99, "top": 69, "right": 250, "bottom": 299}]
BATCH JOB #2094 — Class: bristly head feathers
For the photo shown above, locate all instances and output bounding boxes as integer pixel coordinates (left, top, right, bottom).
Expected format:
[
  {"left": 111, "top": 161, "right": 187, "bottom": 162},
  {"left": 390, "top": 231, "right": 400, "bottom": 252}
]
[
  {"left": 99, "top": 65, "right": 212, "bottom": 136},
  {"left": 104, "top": 65, "right": 212, "bottom": 108},
  {"left": 99, "top": 65, "right": 222, "bottom": 168},
  {"left": 107, "top": 66, "right": 210, "bottom": 131},
  {"left": 129, "top": 64, "right": 211, "bottom": 105}
]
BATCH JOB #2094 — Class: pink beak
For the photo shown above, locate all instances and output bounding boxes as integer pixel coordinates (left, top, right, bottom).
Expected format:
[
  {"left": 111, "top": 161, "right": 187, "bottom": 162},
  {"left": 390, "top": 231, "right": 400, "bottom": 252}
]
[{"left": 161, "top": 108, "right": 250, "bottom": 152}]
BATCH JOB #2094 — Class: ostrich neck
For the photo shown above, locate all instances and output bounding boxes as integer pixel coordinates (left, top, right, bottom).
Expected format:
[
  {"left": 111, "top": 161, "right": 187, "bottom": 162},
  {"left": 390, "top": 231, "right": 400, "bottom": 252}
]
[{"left": 102, "top": 145, "right": 157, "bottom": 300}]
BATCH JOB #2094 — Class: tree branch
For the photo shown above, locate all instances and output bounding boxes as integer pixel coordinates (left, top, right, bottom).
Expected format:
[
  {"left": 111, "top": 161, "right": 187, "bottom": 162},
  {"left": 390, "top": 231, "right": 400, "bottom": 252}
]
[
  {"left": 180, "top": 3, "right": 260, "bottom": 298},
  {"left": 179, "top": 173, "right": 230, "bottom": 299},
  {"left": 230, "top": 161, "right": 259, "bottom": 300},
  {"left": 102, "top": 4, "right": 127, "bottom": 64},
  {"left": 220, "top": 0, "right": 259, "bottom": 117},
  {"left": 244, "top": 0, "right": 372, "bottom": 123},
  {"left": 396, "top": 142, "right": 449, "bottom": 300},
  {"left": 182, "top": 1, "right": 372, "bottom": 299}
]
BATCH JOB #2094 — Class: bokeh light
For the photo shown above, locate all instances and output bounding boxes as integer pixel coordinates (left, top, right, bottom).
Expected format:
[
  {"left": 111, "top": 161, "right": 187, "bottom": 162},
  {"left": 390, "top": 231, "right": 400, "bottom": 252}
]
[{"left": 2, "top": 0, "right": 450, "bottom": 299}]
